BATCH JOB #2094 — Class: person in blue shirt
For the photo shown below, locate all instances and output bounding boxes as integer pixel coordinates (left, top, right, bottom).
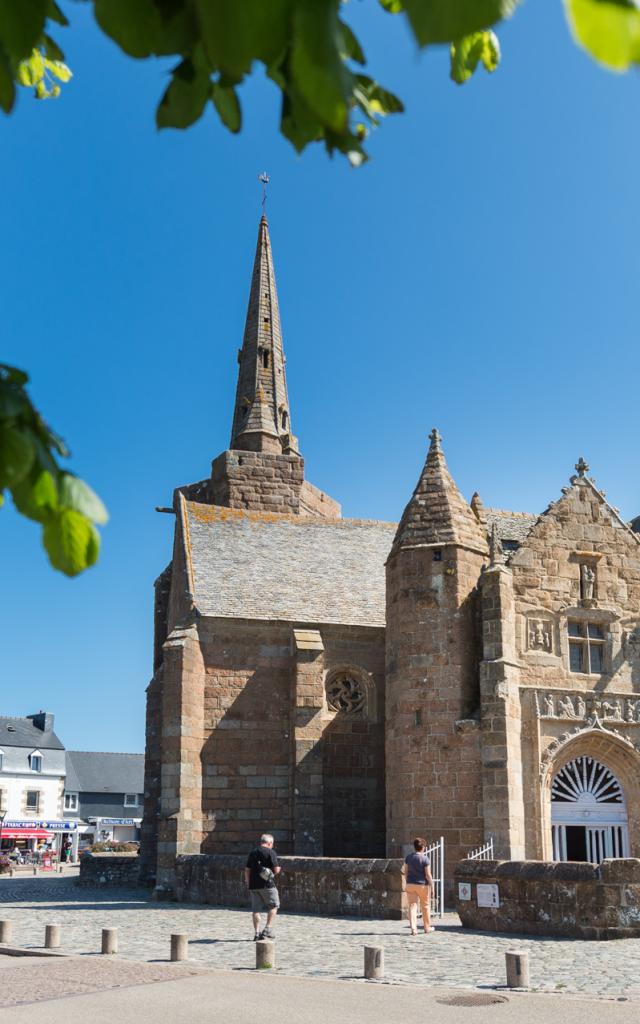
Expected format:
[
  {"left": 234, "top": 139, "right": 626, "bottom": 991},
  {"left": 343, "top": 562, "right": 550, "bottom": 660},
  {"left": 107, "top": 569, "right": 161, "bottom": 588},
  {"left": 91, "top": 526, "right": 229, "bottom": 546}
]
[{"left": 404, "top": 837, "right": 434, "bottom": 935}]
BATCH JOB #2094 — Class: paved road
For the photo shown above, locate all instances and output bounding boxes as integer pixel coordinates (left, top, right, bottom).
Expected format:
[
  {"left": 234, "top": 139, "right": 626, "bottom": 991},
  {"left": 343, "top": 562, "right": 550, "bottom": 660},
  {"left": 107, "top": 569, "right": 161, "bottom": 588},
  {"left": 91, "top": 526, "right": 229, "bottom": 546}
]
[
  {"left": 1, "top": 875, "right": 639, "bottom": 1000},
  {"left": 3, "top": 969, "right": 640, "bottom": 1024}
]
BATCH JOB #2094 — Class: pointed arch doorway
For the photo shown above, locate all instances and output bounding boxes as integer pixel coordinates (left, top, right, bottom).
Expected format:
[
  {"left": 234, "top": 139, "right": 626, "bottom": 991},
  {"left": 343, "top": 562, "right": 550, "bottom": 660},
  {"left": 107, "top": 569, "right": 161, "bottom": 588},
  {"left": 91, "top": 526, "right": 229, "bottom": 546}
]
[{"left": 551, "top": 755, "right": 629, "bottom": 862}]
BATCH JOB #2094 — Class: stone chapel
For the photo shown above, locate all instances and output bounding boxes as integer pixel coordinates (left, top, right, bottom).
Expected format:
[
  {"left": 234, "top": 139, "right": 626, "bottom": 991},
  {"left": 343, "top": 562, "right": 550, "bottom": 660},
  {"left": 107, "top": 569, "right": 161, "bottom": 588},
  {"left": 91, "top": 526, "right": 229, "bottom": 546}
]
[{"left": 141, "top": 213, "right": 640, "bottom": 892}]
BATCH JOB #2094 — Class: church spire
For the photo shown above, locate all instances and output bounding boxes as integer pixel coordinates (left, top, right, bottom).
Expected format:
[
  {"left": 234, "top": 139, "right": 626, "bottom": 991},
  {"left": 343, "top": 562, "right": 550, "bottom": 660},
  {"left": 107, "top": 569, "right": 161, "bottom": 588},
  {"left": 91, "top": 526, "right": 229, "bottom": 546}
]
[
  {"left": 231, "top": 214, "right": 298, "bottom": 455},
  {"left": 390, "top": 428, "right": 488, "bottom": 556}
]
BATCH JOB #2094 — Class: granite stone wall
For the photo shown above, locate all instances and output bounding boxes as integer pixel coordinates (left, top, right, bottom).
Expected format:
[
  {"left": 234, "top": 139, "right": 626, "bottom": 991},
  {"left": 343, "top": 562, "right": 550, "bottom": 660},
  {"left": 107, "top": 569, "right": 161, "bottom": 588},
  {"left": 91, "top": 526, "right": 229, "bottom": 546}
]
[
  {"left": 454, "top": 858, "right": 640, "bottom": 939},
  {"left": 78, "top": 854, "right": 144, "bottom": 887},
  {"left": 173, "top": 854, "right": 405, "bottom": 918}
]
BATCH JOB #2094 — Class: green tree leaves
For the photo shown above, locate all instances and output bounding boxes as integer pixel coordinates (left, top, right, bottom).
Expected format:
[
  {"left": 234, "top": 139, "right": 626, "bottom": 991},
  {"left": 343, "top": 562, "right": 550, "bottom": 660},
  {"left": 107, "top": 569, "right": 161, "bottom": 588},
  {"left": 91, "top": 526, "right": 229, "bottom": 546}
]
[
  {"left": 211, "top": 80, "right": 241, "bottom": 132},
  {"left": 565, "top": 0, "right": 640, "bottom": 70},
  {"left": 43, "top": 509, "right": 100, "bottom": 577},
  {"left": 17, "top": 48, "right": 72, "bottom": 99},
  {"left": 2, "top": 0, "right": 640, "bottom": 160},
  {"left": 157, "top": 55, "right": 210, "bottom": 128},
  {"left": 0, "top": 365, "right": 107, "bottom": 577},
  {"left": 0, "top": 0, "right": 68, "bottom": 112},
  {"left": 450, "top": 31, "right": 501, "bottom": 83},
  {"left": 403, "top": 0, "right": 519, "bottom": 45}
]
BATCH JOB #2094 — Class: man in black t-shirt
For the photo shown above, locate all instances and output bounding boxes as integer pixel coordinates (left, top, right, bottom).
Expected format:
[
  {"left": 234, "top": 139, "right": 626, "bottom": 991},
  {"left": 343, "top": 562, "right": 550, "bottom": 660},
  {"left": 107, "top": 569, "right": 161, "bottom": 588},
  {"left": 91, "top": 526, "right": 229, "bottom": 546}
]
[{"left": 244, "top": 833, "right": 281, "bottom": 940}]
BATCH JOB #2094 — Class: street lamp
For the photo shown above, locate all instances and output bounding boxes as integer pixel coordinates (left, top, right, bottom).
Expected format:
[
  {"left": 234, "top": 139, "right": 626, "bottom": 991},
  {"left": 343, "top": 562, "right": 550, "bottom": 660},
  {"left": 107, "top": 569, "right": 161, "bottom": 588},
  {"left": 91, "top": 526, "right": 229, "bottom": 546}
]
[{"left": 0, "top": 809, "right": 6, "bottom": 858}]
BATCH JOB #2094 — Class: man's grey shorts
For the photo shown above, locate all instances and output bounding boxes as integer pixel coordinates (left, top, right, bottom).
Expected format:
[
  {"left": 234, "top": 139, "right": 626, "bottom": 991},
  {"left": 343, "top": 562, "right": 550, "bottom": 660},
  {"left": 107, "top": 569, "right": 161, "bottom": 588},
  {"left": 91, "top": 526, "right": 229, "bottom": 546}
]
[{"left": 250, "top": 887, "right": 280, "bottom": 911}]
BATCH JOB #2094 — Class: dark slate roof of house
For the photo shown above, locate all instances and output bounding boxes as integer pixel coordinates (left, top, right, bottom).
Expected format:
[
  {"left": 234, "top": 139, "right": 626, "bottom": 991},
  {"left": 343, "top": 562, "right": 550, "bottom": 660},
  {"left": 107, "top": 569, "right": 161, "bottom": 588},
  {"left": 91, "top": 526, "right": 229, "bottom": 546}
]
[
  {"left": 0, "top": 717, "right": 64, "bottom": 750},
  {"left": 65, "top": 751, "right": 144, "bottom": 794},
  {"left": 183, "top": 503, "right": 396, "bottom": 627}
]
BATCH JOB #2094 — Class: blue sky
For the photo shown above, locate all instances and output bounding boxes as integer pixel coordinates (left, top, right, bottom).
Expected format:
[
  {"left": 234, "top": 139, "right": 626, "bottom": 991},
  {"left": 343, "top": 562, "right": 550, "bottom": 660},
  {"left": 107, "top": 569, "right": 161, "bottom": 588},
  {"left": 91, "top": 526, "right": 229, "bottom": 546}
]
[{"left": 1, "top": 1, "right": 638, "bottom": 752}]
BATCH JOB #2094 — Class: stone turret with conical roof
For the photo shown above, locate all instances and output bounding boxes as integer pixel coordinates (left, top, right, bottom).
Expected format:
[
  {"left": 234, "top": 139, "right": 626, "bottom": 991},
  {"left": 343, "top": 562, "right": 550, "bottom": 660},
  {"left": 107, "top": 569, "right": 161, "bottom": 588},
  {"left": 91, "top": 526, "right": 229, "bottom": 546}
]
[
  {"left": 178, "top": 212, "right": 339, "bottom": 518},
  {"left": 390, "top": 428, "right": 488, "bottom": 555},
  {"left": 385, "top": 430, "right": 488, "bottom": 877}
]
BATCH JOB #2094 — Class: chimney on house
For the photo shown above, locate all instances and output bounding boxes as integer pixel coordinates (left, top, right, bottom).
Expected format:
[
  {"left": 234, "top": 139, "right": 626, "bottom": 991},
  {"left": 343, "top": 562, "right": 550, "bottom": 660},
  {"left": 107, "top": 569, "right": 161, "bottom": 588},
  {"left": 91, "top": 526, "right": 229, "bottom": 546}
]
[{"left": 28, "top": 711, "right": 55, "bottom": 733}]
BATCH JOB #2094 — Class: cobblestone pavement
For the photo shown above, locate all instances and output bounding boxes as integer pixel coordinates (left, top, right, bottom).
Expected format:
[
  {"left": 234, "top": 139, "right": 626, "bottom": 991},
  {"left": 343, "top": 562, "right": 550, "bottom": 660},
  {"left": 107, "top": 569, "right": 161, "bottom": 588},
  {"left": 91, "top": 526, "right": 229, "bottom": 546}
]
[{"left": 1, "top": 876, "right": 639, "bottom": 1000}]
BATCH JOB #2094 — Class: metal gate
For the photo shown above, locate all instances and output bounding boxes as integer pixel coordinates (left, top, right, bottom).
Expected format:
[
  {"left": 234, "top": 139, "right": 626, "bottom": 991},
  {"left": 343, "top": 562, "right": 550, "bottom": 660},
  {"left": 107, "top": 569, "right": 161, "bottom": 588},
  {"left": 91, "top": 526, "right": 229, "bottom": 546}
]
[
  {"left": 425, "top": 836, "right": 445, "bottom": 918},
  {"left": 467, "top": 839, "right": 494, "bottom": 861}
]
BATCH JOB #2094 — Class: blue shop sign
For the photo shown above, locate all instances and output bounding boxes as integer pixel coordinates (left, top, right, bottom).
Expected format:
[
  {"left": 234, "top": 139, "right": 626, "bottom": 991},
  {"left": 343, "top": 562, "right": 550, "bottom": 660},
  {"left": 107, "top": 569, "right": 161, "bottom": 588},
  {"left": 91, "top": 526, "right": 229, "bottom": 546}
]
[
  {"left": 2, "top": 820, "right": 78, "bottom": 830},
  {"left": 99, "top": 818, "right": 137, "bottom": 826}
]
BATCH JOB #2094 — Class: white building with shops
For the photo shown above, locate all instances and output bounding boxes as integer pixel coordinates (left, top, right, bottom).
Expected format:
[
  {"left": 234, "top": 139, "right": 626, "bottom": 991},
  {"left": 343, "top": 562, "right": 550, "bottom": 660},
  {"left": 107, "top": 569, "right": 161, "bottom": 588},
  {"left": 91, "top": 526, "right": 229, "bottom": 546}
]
[{"left": 0, "top": 712, "right": 79, "bottom": 860}]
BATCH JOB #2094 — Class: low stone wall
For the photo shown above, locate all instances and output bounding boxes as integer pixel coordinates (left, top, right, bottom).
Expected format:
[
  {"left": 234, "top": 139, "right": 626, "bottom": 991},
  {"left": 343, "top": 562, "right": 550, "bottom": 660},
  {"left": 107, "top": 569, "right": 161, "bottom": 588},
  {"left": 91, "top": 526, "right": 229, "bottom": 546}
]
[
  {"left": 172, "top": 855, "right": 405, "bottom": 918},
  {"left": 77, "top": 853, "right": 143, "bottom": 887},
  {"left": 454, "top": 858, "right": 640, "bottom": 939}
]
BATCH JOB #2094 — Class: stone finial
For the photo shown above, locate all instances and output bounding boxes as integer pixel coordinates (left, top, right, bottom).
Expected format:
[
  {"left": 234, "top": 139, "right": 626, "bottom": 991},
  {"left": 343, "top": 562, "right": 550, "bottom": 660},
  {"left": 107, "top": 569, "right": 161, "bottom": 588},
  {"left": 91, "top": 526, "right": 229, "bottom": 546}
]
[
  {"left": 470, "top": 491, "right": 486, "bottom": 524},
  {"left": 489, "top": 522, "right": 502, "bottom": 566},
  {"left": 575, "top": 456, "right": 589, "bottom": 478},
  {"left": 428, "top": 428, "right": 442, "bottom": 453}
]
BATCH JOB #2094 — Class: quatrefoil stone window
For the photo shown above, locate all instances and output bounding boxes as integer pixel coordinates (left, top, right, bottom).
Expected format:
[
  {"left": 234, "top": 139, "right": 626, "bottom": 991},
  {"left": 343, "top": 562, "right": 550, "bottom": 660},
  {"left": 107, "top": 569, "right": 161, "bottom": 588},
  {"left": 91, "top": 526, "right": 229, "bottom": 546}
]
[{"left": 326, "top": 674, "right": 365, "bottom": 714}]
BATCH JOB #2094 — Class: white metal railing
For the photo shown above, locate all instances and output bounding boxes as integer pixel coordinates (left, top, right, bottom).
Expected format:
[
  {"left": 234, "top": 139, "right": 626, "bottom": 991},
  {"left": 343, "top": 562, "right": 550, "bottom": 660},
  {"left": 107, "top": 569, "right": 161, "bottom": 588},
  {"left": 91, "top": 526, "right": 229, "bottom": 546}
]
[
  {"left": 467, "top": 839, "right": 494, "bottom": 861},
  {"left": 424, "top": 836, "right": 445, "bottom": 917}
]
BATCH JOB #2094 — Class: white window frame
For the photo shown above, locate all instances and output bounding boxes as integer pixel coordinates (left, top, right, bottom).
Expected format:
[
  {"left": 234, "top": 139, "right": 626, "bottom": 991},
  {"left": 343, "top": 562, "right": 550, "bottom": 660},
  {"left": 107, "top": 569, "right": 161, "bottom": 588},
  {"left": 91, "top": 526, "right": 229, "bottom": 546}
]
[
  {"left": 123, "top": 793, "right": 139, "bottom": 807},
  {"left": 29, "top": 750, "right": 43, "bottom": 773},
  {"left": 567, "top": 620, "right": 607, "bottom": 675},
  {"left": 25, "top": 789, "right": 40, "bottom": 812},
  {"left": 64, "top": 792, "right": 79, "bottom": 812}
]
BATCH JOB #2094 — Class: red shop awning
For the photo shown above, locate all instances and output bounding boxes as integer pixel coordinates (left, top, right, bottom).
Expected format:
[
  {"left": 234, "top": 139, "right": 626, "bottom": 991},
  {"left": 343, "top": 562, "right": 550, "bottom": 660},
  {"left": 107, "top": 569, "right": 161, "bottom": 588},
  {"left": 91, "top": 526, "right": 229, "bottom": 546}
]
[{"left": 1, "top": 829, "right": 54, "bottom": 839}]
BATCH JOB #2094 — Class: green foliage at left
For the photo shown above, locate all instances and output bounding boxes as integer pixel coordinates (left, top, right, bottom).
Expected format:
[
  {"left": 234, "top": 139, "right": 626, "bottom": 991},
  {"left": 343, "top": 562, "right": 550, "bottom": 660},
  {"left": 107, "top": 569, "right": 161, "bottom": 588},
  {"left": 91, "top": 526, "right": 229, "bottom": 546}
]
[
  {"left": 0, "top": 365, "right": 108, "bottom": 577},
  {"left": 0, "top": 0, "right": 71, "bottom": 111}
]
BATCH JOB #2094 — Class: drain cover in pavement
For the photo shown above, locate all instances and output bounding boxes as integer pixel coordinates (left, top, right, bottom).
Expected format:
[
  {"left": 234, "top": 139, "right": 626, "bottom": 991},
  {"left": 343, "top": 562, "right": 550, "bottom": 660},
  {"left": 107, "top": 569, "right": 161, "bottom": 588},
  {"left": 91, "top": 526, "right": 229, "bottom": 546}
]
[{"left": 436, "top": 994, "right": 509, "bottom": 1007}]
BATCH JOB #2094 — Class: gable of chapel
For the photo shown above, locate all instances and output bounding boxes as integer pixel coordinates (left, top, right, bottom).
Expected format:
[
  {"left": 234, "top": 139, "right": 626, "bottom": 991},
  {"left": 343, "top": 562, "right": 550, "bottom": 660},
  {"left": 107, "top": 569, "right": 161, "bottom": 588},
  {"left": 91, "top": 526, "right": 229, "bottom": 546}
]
[{"left": 503, "top": 464, "right": 640, "bottom": 691}]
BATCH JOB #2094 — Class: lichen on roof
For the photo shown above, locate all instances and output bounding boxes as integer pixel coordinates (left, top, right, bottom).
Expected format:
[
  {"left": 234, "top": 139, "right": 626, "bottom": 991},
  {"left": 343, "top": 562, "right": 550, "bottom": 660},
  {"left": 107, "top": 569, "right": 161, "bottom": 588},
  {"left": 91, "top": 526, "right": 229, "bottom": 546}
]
[{"left": 183, "top": 501, "right": 395, "bottom": 627}]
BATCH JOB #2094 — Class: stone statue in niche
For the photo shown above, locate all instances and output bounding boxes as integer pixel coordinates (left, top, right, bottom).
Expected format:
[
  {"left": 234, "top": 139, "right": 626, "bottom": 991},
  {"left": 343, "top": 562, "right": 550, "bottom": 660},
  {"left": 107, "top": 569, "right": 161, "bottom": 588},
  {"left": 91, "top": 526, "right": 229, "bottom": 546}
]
[
  {"left": 602, "top": 699, "right": 623, "bottom": 721},
  {"left": 626, "top": 699, "right": 638, "bottom": 723},
  {"left": 543, "top": 693, "right": 555, "bottom": 717},
  {"left": 624, "top": 627, "right": 640, "bottom": 661},
  {"left": 580, "top": 564, "right": 596, "bottom": 603},
  {"left": 575, "top": 695, "right": 586, "bottom": 718},
  {"left": 528, "top": 618, "right": 553, "bottom": 653},
  {"left": 558, "top": 694, "right": 578, "bottom": 718}
]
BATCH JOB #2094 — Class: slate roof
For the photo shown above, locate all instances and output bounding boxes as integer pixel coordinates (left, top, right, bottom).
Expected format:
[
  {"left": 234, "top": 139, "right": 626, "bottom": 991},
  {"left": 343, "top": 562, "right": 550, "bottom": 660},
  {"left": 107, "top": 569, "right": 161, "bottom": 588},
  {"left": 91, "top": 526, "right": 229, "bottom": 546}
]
[
  {"left": 183, "top": 503, "right": 395, "bottom": 627},
  {"left": 485, "top": 508, "right": 538, "bottom": 545},
  {"left": 65, "top": 751, "right": 144, "bottom": 794},
  {"left": 0, "top": 717, "right": 64, "bottom": 750}
]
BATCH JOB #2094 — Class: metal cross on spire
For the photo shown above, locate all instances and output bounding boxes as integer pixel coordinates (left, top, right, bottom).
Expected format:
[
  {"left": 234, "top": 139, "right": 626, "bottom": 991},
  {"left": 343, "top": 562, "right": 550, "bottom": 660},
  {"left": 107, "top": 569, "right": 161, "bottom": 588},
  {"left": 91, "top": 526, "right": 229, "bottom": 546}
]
[
  {"left": 258, "top": 171, "right": 270, "bottom": 213},
  {"left": 575, "top": 456, "right": 590, "bottom": 477}
]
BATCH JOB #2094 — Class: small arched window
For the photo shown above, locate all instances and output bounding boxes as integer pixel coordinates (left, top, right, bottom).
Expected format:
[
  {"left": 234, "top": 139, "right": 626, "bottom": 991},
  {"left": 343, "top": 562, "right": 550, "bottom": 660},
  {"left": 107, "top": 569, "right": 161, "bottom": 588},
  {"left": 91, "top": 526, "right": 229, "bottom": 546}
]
[
  {"left": 281, "top": 410, "right": 288, "bottom": 430},
  {"left": 261, "top": 349, "right": 270, "bottom": 369}
]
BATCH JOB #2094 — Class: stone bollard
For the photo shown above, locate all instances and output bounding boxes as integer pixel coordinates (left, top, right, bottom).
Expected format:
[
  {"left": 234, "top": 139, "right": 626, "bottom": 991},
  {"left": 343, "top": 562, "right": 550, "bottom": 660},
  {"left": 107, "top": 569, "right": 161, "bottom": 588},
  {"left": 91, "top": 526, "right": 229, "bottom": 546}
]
[
  {"left": 364, "top": 945, "right": 384, "bottom": 981},
  {"left": 505, "top": 950, "right": 530, "bottom": 989},
  {"left": 45, "top": 924, "right": 61, "bottom": 949},
  {"left": 33, "top": 866, "right": 37, "bottom": 876},
  {"left": 0, "top": 920, "right": 13, "bottom": 944},
  {"left": 170, "top": 933, "right": 188, "bottom": 962},
  {"left": 101, "top": 928, "right": 118, "bottom": 954},
  {"left": 9, "top": 868, "right": 14, "bottom": 878},
  {"left": 255, "top": 939, "right": 275, "bottom": 970},
  {"left": 58, "top": 865, "right": 63, "bottom": 874}
]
